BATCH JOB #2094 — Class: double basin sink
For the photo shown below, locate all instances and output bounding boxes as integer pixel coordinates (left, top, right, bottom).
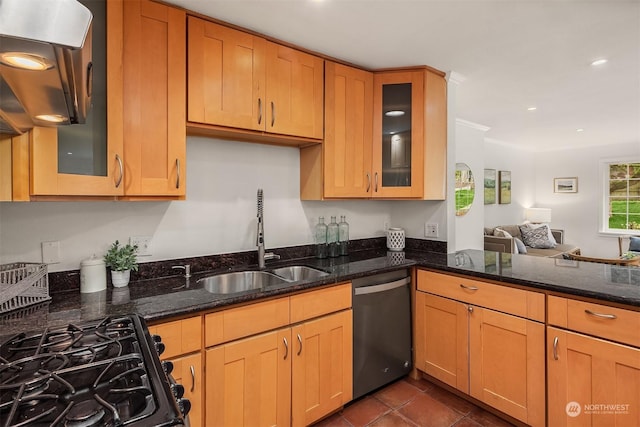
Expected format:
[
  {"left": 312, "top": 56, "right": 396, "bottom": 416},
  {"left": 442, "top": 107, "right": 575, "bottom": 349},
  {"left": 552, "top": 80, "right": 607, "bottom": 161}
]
[{"left": 197, "top": 266, "right": 330, "bottom": 295}]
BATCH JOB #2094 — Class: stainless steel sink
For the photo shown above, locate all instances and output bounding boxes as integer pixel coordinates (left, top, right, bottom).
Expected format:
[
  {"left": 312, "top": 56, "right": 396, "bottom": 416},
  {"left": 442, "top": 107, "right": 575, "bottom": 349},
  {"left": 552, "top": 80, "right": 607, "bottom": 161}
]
[
  {"left": 270, "top": 265, "right": 329, "bottom": 282},
  {"left": 199, "top": 271, "right": 288, "bottom": 294}
]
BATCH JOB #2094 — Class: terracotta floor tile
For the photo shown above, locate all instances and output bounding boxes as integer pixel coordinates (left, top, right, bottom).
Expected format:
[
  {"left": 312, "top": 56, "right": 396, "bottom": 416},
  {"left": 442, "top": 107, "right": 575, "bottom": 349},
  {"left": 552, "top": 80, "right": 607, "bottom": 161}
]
[
  {"left": 466, "top": 408, "right": 516, "bottom": 427},
  {"left": 425, "top": 385, "right": 476, "bottom": 416},
  {"left": 375, "top": 380, "right": 422, "bottom": 408},
  {"left": 313, "top": 412, "right": 353, "bottom": 427},
  {"left": 368, "top": 411, "right": 419, "bottom": 427},
  {"left": 398, "top": 393, "right": 465, "bottom": 427},
  {"left": 451, "top": 417, "right": 484, "bottom": 427},
  {"left": 342, "top": 396, "right": 391, "bottom": 427}
]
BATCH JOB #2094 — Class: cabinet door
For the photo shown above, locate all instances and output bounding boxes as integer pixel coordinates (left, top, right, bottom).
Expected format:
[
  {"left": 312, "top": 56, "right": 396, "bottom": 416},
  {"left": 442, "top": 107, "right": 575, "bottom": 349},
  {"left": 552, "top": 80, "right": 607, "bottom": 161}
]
[
  {"left": 547, "top": 327, "right": 640, "bottom": 427},
  {"left": 168, "top": 353, "right": 203, "bottom": 427},
  {"left": 148, "top": 316, "right": 202, "bottom": 360},
  {"left": 414, "top": 292, "right": 469, "bottom": 393},
  {"left": 266, "top": 42, "right": 324, "bottom": 139},
  {"left": 30, "top": 0, "right": 123, "bottom": 197},
  {"left": 206, "top": 329, "right": 291, "bottom": 427},
  {"left": 323, "top": 62, "right": 373, "bottom": 198},
  {"left": 0, "top": 132, "right": 29, "bottom": 201},
  {"left": 122, "top": 0, "right": 186, "bottom": 196},
  {"left": 291, "top": 310, "right": 352, "bottom": 427},
  {"left": 372, "top": 70, "right": 424, "bottom": 198},
  {"left": 187, "top": 18, "right": 266, "bottom": 131},
  {"left": 469, "top": 307, "right": 545, "bottom": 427}
]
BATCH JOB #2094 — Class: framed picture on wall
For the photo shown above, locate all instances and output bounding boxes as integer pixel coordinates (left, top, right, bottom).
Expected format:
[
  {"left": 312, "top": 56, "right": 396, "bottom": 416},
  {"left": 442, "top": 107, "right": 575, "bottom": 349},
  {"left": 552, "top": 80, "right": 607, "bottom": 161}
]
[
  {"left": 498, "top": 170, "right": 511, "bottom": 204},
  {"left": 554, "top": 177, "right": 578, "bottom": 193},
  {"left": 484, "top": 169, "right": 496, "bottom": 204}
]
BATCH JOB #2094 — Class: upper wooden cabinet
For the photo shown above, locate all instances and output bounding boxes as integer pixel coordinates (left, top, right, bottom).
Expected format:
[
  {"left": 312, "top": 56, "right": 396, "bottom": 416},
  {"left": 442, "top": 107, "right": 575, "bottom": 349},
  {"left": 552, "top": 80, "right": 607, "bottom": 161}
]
[
  {"left": 28, "top": 0, "right": 185, "bottom": 199},
  {"left": 301, "top": 65, "right": 446, "bottom": 200},
  {"left": 0, "top": 133, "right": 29, "bottom": 201},
  {"left": 187, "top": 17, "right": 324, "bottom": 142}
]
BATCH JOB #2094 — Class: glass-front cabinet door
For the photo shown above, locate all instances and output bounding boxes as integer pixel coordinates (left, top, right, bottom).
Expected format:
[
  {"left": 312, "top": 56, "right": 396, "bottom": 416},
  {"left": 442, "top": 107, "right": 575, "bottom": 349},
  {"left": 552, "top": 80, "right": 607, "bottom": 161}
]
[
  {"left": 372, "top": 70, "right": 425, "bottom": 198},
  {"left": 30, "top": 0, "right": 124, "bottom": 197}
]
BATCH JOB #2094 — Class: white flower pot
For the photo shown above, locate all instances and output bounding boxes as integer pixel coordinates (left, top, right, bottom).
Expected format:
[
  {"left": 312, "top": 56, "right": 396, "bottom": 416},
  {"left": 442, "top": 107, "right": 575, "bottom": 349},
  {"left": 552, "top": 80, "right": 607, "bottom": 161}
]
[{"left": 111, "top": 269, "right": 131, "bottom": 288}]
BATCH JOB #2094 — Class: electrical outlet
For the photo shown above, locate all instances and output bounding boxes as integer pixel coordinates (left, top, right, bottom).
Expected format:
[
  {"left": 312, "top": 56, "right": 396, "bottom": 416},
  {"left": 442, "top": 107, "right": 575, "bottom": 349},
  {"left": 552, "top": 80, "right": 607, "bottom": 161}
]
[
  {"left": 130, "top": 236, "right": 152, "bottom": 256},
  {"left": 425, "top": 223, "right": 439, "bottom": 238},
  {"left": 42, "top": 241, "right": 61, "bottom": 264}
]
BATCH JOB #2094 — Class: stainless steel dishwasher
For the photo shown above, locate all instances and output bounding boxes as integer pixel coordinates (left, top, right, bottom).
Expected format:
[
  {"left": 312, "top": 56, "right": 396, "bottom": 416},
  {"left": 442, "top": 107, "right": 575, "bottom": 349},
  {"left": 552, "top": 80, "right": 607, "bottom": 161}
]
[{"left": 352, "top": 269, "right": 412, "bottom": 399}]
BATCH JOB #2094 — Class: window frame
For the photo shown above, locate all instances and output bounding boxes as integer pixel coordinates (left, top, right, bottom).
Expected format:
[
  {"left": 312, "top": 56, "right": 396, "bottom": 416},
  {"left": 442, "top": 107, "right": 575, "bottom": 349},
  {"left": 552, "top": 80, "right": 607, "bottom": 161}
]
[{"left": 600, "top": 157, "right": 640, "bottom": 235}]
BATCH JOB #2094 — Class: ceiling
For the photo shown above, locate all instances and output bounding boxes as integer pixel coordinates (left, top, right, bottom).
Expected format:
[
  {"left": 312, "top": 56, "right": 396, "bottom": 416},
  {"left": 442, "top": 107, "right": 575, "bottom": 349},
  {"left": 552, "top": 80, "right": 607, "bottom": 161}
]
[{"left": 167, "top": 0, "right": 640, "bottom": 152}]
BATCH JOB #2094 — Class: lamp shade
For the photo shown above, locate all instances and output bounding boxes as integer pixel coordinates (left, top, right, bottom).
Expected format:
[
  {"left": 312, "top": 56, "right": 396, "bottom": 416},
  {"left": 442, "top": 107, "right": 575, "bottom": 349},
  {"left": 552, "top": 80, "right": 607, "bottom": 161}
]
[{"left": 525, "top": 208, "right": 552, "bottom": 223}]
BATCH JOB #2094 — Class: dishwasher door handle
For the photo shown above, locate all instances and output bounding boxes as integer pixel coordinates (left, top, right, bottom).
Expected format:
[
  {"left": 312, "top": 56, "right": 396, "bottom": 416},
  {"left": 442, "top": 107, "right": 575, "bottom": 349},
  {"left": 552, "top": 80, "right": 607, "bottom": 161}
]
[{"left": 354, "top": 277, "right": 410, "bottom": 295}]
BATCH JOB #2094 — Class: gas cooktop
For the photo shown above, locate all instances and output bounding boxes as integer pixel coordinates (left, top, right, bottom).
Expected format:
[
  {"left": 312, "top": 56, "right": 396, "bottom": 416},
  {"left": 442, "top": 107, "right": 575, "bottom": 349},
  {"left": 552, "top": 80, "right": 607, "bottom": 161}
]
[{"left": 0, "top": 315, "right": 188, "bottom": 427}]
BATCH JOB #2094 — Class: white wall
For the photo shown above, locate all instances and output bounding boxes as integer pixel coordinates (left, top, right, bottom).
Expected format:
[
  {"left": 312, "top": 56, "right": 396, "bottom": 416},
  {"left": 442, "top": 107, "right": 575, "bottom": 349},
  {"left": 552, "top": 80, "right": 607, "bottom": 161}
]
[
  {"left": 454, "top": 120, "right": 487, "bottom": 251},
  {"left": 1, "top": 137, "right": 416, "bottom": 272},
  {"left": 483, "top": 139, "right": 536, "bottom": 226},
  {"left": 533, "top": 141, "right": 640, "bottom": 257}
]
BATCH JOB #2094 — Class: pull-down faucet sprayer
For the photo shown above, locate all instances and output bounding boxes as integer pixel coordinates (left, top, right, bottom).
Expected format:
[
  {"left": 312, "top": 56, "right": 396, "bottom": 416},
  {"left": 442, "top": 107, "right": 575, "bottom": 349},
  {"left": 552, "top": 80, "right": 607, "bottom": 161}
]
[{"left": 257, "top": 189, "right": 280, "bottom": 269}]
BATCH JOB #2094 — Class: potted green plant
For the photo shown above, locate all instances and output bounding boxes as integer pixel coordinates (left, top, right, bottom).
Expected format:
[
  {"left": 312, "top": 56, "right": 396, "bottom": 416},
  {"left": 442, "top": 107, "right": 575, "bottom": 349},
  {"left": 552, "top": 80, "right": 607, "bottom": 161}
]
[{"left": 104, "top": 240, "right": 138, "bottom": 287}]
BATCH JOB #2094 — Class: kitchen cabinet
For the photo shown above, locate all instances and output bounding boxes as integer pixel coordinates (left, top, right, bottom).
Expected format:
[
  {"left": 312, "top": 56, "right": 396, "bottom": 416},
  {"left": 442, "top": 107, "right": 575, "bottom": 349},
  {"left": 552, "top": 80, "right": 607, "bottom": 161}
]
[
  {"left": 0, "top": 132, "right": 29, "bottom": 201},
  {"left": 414, "top": 269, "right": 545, "bottom": 427},
  {"left": 546, "top": 296, "right": 640, "bottom": 427},
  {"left": 204, "top": 283, "right": 352, "bottom": 426},
  {"left": 301, "top": 66, "right": 446, "bottom": 200},
  {"left": 148, "top": 315, "right": 203, "bottom": 426},
  {"left": 187, "top": 17, "right": 324, "bottom": 143},
  {"left": 29, "top": 0, "right": 186, "bottom": 198}
]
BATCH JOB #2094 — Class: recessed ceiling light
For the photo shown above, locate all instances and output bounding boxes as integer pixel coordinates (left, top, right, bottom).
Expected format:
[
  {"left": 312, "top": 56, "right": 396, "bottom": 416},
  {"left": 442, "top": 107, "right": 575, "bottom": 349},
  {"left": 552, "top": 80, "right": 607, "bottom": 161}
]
[
  {"left": 0, "top": 52, "right": 53, "bottom": 70},
  {"left": 35, "top": 114, "right": 66, "bottom": 123},
  {"left": 385, "top": 110, "right": 405, "bottom": 117},
  {"left": 591, "top": 59, "right": 608, "bottom": 66},
  {"left": 576, "top": 128, "right": 584, "bottom": 132},
  {"left": 527, "top": 107, "right": 537, "bottom": 111}
]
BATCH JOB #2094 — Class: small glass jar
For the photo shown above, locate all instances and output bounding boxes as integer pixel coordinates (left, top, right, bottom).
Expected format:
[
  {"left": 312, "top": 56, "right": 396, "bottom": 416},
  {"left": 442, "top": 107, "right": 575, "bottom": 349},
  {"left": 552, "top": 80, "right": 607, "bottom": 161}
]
[
  {"left": 338, "top": 215, "right": 349, "bottom": 256},
  {"left": 315, "top": 217, "right": 328, "bottom": 259},
  {"left": 327, "top": 216, "right": 339, "bottom": 257}
]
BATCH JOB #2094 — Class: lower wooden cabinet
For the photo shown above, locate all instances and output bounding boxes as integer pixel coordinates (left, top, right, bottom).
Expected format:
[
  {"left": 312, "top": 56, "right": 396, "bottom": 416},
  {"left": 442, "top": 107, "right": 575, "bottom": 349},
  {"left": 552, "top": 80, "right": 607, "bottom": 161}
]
[
  {"left": 547, "top": 326, "right": 640, "bottom": 427},
  {"left": 414, "top": 270, "right": 545, "bottom": 427},
  {"left": 206, "top": 309, "right": 352, "bottom": 426},
  {"left": 169, "top": 353, "right": 203, "bottom": 427}
]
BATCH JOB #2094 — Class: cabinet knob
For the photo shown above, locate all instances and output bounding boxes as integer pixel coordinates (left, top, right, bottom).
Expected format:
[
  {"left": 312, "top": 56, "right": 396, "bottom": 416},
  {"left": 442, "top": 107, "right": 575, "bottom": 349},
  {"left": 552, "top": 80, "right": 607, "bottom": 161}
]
[{"left": 468, "top": 306, "right": 474, "bottom": 313}]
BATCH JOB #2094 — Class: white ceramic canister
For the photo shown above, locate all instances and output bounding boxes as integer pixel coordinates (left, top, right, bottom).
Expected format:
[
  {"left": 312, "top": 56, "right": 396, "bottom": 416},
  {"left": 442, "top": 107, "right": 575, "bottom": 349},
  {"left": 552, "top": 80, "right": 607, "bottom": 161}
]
[
  {"left": 387, "top": 227, "right": 406, "bottom": 251},
  {"left": 80, "top": 256, "right": 107, "bottom": 293}
]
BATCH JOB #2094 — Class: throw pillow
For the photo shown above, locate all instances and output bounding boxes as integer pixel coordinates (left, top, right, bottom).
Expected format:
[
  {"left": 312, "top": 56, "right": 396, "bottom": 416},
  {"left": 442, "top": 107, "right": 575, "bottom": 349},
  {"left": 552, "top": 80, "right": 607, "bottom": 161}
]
[
  {"left": 629, "top": 236, "right": 640, "bottom": 252},
  {"left": 514, "top": 237, "right": 528, "bottom": 254},
  {"left": 493, "top": 228, "right": 513, "bottom": 239},
  {"left": 520, "top": 223, "right": 557, "bottom": 246},
  {"left": 520, "top": 225, "right": 557, "bottom": 249}
]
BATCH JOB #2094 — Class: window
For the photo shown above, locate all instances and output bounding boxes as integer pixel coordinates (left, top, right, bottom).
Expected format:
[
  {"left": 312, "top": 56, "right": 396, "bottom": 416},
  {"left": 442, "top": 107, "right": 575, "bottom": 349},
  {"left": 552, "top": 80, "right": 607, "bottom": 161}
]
[{"left": 605, "top": 161, "right": 640, "bottom": 232}]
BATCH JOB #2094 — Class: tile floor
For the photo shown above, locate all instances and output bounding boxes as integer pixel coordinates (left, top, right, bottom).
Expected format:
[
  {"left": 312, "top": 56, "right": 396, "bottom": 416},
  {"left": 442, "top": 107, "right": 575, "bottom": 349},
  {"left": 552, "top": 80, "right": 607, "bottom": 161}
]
[{"left": 313, "top": 377, "right": 516, "bottom": 427}]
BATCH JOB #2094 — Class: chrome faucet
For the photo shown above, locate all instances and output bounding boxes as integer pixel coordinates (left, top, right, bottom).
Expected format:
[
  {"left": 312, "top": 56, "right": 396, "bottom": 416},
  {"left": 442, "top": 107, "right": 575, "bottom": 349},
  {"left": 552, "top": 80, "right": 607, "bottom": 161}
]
[
  {"left": 257, "top": 189, "right": 280, "bottom": 269},
  {"left": 171, "top": 264, "right": 191, "bottom": 278}
]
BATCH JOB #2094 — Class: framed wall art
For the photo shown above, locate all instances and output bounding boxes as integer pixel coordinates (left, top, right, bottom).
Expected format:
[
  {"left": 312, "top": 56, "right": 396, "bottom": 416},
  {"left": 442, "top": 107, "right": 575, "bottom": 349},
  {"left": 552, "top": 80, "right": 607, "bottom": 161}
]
[
  {"left": 554, "top": 177, "right": 578, "bottom": 193},
  {"left": 484, "top": 169, "right": 496, "bottom": 204},
  {"left": 498, "top": 170, "right": 511, "bottom": 204}
]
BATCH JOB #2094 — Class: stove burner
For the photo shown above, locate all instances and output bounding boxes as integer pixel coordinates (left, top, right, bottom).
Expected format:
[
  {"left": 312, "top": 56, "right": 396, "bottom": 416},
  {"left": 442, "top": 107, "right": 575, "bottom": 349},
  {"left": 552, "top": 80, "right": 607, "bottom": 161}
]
[{"left": 64, "top": 401, "right": 106, "bottom": 427}]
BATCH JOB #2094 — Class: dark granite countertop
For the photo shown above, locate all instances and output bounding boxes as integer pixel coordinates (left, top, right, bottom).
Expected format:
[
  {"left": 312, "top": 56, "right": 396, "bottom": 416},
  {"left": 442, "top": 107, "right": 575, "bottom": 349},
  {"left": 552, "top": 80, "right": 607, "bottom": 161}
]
[{"left": 2, "top": 247, "right": 639, "bottom": 340}]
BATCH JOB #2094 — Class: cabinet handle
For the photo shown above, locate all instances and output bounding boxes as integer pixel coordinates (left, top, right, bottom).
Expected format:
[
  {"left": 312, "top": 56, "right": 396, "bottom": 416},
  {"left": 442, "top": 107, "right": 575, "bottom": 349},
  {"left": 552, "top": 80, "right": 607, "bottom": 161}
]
[
  {"left": 271, "top": 102, "right": 275, "bottom": 127},
  {"left": 374, "top": 172, "right": 379, "bottom": 192},
  {"left": 552, "top": 336, "right": 559, "bottom": 360},
  {"left": 366, "top": 173, "right": 371, "bottom": 192},
  {"left": 115, "top": 154, "right": 124, "bottom": 188},
  {"left": 468, "top": 306, "right": 474, "bottom": 313},
  {"left": 283, "top": 337, "right": 288, "bottom": 359},
  {"left": 584, "top": 309, "right": 617, "bottom": 320},
  {"left": 189, "top": 365, "right": 195, "bottom": 392},
  {"left": 175, "top": 158, "right": 180, "bottom": 189},
  {"left": 297, "top": 333, "right": 302, "bottom": 356},
  {"left": 258, "top": 98, "right": 262, "bottom": 125},
  {"left": 459, "top": 284, "right": 479, "bottom": 291}
]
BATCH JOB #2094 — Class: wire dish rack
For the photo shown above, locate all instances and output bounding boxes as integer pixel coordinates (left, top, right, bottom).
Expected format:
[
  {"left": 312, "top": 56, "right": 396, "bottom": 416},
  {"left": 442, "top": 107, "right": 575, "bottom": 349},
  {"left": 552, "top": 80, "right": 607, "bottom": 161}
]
[{"left": 0, "top": 262, "right": 50, "bottom": 314}]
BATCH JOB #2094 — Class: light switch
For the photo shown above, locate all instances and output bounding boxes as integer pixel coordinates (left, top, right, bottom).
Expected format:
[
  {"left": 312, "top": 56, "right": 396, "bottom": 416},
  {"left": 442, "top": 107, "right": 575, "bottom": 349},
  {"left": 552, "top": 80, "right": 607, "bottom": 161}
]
[{"left": 42, "top": 241, "right": 61, "bottom": 264}]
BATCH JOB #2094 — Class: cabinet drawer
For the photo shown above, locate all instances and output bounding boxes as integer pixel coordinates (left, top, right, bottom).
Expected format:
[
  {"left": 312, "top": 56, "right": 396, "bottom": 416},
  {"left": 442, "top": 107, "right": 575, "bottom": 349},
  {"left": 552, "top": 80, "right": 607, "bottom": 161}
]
[
  {"left": 205, "top": 297, "right": 290, "bottom": 347},
  {"left": 148, "top": 316, "right": 202, "bottom": 359},
  {"left": 548, "top": 296, "right": 640, "bottom": 347},
  {"left": 417, "top": 270, "right": 544, "bottom": 322},
  {"left": 290, "top": 283, "right": 352, "bottom": 324}
]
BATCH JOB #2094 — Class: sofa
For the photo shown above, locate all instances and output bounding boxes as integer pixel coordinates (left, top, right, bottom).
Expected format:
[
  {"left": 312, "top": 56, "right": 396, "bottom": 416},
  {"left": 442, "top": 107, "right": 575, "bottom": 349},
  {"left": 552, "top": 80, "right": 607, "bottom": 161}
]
[{"left": 484, "top": 224, "right": 580, "bottom": 258}]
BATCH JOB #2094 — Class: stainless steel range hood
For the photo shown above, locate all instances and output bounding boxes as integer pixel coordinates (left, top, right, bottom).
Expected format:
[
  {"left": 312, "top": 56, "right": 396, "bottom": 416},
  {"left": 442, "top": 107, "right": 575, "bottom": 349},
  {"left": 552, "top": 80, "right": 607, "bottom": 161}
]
[{"left": 0, "top": 0, "right": 93, "bottom": 135}]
